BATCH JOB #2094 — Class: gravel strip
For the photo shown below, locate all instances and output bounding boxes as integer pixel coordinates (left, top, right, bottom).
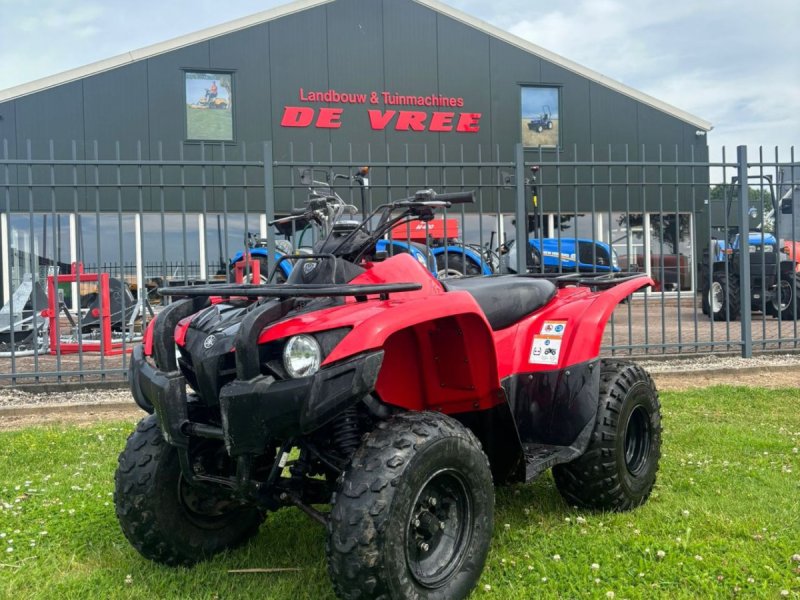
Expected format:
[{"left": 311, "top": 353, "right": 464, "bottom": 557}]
[
  {"left": 1, "top": 354, "right": 798, "bottom": 411},
  {"left": 637, "top": 353, "right": 800, "bottom": 373},
  {"left": 0, "top": 387, "right": 133, "bottom": 409}
]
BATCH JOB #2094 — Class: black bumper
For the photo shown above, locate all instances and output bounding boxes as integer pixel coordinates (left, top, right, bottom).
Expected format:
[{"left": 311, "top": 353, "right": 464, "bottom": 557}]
[{"left": 129, "top": 344, "right": 383, "bottom": 455}]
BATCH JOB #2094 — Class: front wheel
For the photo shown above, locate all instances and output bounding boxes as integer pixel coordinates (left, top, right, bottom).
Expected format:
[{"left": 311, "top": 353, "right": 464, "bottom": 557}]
[
  {"left": 707, "top": 272, "right": 740, "bottom": 321},
  {"left": 327, "top": 412, "right": 494, "bottom": 600},
  {"left": 552, "top": 360, "right": 661, "bottom": 511},
  {"left": 114, "top": 415, "right": 264, "bottom": 566}
]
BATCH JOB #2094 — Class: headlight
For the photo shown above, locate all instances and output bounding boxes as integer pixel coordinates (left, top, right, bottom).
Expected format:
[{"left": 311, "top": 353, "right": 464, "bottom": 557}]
[
  {"left": 415, "top": 252, "right": 428, "bottom": 265},
  {"left": 283, "top": 335, "right": 321, "bottom": 378}
]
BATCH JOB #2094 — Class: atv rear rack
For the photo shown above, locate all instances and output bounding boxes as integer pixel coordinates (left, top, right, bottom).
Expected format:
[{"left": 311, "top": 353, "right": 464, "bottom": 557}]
[
  {"left": 158, "top": 282, "right": 422, "bottom": 300},
  {"left": 519, "top": 271, "right": 650, "bottom": 289}
]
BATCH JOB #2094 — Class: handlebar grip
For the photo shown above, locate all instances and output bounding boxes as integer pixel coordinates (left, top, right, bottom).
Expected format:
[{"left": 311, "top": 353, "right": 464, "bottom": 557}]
[{"left": 434, "top": 191, "right": 475, "bottom": 204}]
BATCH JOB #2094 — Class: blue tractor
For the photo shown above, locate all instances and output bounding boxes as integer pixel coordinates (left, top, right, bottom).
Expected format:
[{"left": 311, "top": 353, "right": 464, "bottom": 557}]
[
  {"left": 498, "top": 236, "right": 620, "bottom": 275},
  {"left": 700, "top": 174, "right": 799, "bottom": 321},
  {"left": 701, "top": 231, "right": 797, "bottom": 320}
]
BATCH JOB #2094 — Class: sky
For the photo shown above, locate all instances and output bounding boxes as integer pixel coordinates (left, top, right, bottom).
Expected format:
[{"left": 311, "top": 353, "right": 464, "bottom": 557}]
[{"left": 0, "top": 0, "right": 798, "bottom": 160}]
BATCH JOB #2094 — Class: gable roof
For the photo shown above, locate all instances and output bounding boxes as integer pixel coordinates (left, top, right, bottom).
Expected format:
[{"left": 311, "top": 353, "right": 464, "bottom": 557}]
[{"left": 0, "top": 0, "right": 712, "bottom": 131}]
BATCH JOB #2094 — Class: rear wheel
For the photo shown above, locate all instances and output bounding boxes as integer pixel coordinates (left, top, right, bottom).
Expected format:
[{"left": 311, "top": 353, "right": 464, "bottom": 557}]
[
  {"left": 552, "top": 360, "right": 661, "bottom": 511},
  {"left": 114, "top": 415, "right": 263, "bottom": 566},
  {"left": 327, "top": 412, "right": 494, "bottom": 600},
  {"left": 436, "top": 253, "right": 483, "bottom": 279},
  {"left": 769, "top": 275, "right": 799, "bottom": 320}
]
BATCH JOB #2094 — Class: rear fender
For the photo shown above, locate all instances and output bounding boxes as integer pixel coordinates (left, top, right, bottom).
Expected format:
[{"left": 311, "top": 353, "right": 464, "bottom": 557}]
[{"left": 518, "top": 276, "right": 653, "bottom": 369}]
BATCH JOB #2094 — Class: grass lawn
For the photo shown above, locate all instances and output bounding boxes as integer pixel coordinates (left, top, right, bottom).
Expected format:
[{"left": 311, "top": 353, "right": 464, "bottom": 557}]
[
  {"left": 1, "top": 386, "right": 799, "bottom": 599},
  {"left": 186, "top": 107, "right": 233, "bottom": 141}
]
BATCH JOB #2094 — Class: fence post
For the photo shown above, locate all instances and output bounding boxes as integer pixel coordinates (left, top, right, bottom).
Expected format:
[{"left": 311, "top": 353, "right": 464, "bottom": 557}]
[
  {"left": 514, "top": 143, "right": 527, "bottom": 274},
  {"left": 263, "top": 141, "right": 276, "bottom": 277},
  {"left": 737, "top": 145, "right": 753, "bottom": 358}
]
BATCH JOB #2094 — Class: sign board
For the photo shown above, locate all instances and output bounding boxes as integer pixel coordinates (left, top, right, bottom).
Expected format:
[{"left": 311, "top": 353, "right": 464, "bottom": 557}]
[{"left": 390, "top": 218, "right": 460, "bottom": 241}]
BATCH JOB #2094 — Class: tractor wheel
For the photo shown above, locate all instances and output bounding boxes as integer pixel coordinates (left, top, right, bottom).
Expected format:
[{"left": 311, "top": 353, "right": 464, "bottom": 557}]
[
  {"left": 547, "top": 121, "right": 553, "bottom": 129},
  {"left": 536, "top": 125, "right": 544, "bottom": 133},
  {"left": 436, "top": 253, "right": 483, "bottom": 279},
  {"left": 114, "top": 415, "right": 264, "bottom": 566},
  {"left": 327, "top": 412, "right": 494, "bottom": 600},
  {"left": 769, "top": 275, "right": 799, "bottom": 320},
  {"left": 552, "top": 360, "right": 661, "bottom": 511},
  {"left": 707, "top": 272, "right": 740, "bottom": 321},
  {"left": 700, "top": 285, "right": 710, "bottom": 315}
]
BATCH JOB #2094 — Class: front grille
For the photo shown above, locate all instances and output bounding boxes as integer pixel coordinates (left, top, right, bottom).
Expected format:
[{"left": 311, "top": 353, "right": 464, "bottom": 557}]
[{"left": 178, "top": 346, "right": 238, "bottom": 405}]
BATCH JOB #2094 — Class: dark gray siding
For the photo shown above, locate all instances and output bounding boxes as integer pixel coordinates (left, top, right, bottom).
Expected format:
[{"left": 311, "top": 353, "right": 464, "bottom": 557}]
[{"left": 0, "top": 0, "right": 708, "bottom": 207}]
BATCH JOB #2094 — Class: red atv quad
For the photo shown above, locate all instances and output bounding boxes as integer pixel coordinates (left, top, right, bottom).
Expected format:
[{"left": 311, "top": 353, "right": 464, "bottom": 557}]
[{"left": 116, "top": 187, "right": 661, "bottom": 600}]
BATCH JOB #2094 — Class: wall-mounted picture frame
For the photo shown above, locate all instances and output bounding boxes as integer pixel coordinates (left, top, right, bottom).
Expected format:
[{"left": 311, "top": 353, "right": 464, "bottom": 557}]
[
  {"left": 185, "top": 71, "right": 234, "bottom": 141},
  {"left": 521, "top": 86, "right": 560, "bottom": 148}
]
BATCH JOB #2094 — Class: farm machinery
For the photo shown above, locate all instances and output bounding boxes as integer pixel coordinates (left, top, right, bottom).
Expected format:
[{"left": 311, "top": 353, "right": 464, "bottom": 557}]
[
  {"left": 117, "top": 179, "right": 661, "bottom": 599},
  {"left": 701, "top": 173, "right": 800, "bottom": 321},
  {"left": 526, "top": 105, "right": 554, "bottom": 133}
]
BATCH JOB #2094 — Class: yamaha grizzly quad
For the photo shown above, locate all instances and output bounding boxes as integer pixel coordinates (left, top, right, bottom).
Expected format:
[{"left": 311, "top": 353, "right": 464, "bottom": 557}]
[{"left": 116, "top": 187, "right": 661, "bottom": 600}]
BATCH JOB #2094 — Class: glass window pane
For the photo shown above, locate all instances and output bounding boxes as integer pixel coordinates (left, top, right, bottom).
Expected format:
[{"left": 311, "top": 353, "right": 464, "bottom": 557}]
[
  {"left": 610, "top": 213, "right": 646, "bottom": 271},
  {"left": 649, "top": 214, "right": 693, "bottom": 292}
]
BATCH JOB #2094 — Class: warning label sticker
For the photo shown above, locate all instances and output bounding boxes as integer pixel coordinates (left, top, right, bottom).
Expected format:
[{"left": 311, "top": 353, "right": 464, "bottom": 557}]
[
  {"left": 541, "top": 320, "right": 568, "bottom": 337},
  {"left": 529, "top": 335, "right": 562, "bottom": 365}
]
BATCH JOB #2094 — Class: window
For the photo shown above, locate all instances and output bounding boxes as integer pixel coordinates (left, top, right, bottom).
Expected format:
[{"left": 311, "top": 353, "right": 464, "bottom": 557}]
[
  {"left": 520, "top": 86, "right": 560, "bottom": 148},
  {"left": 610, "top": 213, "right": 646, "bottom": 271},
  {"left": 140, "top": 213, "right": 202, "bottom": 282},
  {"left": 649, "top": 214, "right": 693, "bottom": 292},
  {"left": 8, "top": 213, "right": 72, "bottom": 288},
  {"left": 184, "top": 71, "right": 234, "bottom": 141}
]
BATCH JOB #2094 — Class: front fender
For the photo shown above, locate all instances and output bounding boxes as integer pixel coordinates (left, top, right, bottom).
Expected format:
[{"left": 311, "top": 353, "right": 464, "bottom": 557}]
[{"left": 257, "top": 289, "right": 502, "bottom": 414}]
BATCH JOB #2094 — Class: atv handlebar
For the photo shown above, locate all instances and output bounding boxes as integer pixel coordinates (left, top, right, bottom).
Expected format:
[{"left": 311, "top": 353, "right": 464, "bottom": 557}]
[{"left": 430, "top": 191, "right": 475, "bottom": 204}]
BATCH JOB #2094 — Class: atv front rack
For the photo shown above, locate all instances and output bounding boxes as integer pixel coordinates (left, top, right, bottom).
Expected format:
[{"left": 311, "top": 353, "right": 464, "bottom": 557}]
[
  {"left": 158, "top": 282, "right": 422, "bottom": 300},
  {"left": 520, "top": 271, "right": 650, "bottom": 289}
]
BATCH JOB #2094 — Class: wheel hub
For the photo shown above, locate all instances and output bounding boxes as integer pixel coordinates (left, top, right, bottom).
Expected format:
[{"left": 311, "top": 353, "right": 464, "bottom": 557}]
[
  {"left": 406, "top": 470, "right": 472, "bottom": 589},
  {"left": 624, "top": 405, "right": 652, "bottom": 476},
  {"left": 774, "top": 280, "right": 792, "bottom": 311},
  {"left": 710, "top": 281, "right": 724, "bottom": 313},
  {"left": 437, "top": 268, "right": 465, "bottom": 279}
]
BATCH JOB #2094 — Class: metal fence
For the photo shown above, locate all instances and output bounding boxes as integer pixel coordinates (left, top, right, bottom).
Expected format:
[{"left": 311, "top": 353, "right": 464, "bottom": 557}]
[{"left": 1, "top": 140, "right": 797, "bottom": 384}]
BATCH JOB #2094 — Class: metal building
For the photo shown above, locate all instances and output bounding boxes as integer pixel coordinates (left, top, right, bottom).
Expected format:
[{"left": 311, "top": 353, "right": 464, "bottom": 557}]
[{"left": 0, "top": 0, "right": 712, "bottom": 307}]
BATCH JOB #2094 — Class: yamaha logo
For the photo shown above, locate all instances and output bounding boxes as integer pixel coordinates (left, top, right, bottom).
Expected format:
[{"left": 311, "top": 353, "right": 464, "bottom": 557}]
[{"left": 203, "top": 335, "right": 217, "bottom": 349}]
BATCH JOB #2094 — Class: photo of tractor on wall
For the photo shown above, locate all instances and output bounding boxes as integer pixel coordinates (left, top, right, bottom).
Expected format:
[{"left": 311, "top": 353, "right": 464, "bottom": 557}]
[
  {"left": 521, "top": 86, "right": 559, "bottom": 148},
  {"left": 185, "top": 71, "right": 233, "bottom": 141}
]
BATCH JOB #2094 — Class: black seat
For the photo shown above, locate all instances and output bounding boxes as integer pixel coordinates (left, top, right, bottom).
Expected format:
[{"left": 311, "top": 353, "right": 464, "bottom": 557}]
[{"left": 442, "top": 276, "right": 557, "bottom": 330}]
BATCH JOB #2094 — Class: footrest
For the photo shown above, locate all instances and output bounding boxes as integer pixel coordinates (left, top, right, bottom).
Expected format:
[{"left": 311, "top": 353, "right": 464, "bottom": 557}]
[{"left": 523, "top": 443, "right": 580, "bottom": 481}]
